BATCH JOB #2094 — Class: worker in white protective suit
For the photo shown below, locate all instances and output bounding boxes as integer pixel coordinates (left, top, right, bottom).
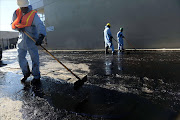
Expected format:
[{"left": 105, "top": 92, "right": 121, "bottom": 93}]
[
  {"left": 104, "top": 23, "right": 115, "bottom": 54},
  {"left": 11, "top": 0, "right": 46, "bottom": 84},
  {"left": 117, "top": 27, "right": 125, "bottom": 52}
]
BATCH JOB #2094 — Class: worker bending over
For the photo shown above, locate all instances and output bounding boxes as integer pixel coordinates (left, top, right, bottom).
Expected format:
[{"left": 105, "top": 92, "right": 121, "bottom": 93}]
[{"left": 12, "top": 0, "right": 46, "bottom": 84}]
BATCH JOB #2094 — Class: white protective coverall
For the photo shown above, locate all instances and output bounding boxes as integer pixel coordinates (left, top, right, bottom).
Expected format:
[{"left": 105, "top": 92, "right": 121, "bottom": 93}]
[
  {"left": 104, "top": 26, "right": 114, "bottom": 53},
  {"left": 117, "top": 31, "right": 124, "bottom": 50},
  {"left": 12, "top": 5, "right": 46, "bottom": 79}
]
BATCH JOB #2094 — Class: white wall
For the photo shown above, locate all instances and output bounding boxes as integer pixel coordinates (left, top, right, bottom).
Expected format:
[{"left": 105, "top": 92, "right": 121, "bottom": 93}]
[
  {"left": 29, "top": 0, "right": 44, "bottom": 11},
  {"left": 43, "top": 0, "right": 180, "bottom": 49}
]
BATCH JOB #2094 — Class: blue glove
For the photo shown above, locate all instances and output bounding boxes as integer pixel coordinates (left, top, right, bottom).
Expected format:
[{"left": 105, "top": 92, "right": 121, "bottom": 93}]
[{"left": 36, "top": 34, "right": 45, "bottom": 46}]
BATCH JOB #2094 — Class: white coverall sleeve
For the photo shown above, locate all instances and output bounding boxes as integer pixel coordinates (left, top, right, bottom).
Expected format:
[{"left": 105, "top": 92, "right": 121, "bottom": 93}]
[
  {"left": 107, "top": 29, "right": 112, "bottom": 37},
  {"left": 12, "top": 11, "right": 17, "bottom": 22},
  {"left": 11, "top": 11, "right": 19, "bottom": 31},
  {"left": 122, "top": 33, "right": 124, "bottom": 38},
  {"left": 32, "top": 13, "right": 46, "bottom": 36},
  {"left": 117, "top": 32, "right": 119, "bottom": 40}
]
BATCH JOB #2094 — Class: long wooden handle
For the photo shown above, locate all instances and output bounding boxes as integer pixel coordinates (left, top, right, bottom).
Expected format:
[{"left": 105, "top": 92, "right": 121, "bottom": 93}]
[
  {"left": 24, "top": 31, "right": 81, "bottom": 80},
  {"left": 112, "top": 37, "right": 118, "bottom": 43},
  {"left": 124, "top": 38, "right": 136, "bottom": 49}
]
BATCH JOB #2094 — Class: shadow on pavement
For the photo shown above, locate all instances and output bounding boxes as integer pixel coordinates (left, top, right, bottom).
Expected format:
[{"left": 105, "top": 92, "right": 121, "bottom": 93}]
[
  {"left": 1, "top": 50, "right": 180, "bottom": 120},
  {"left": 19, "top": 76, "right": 177, "bottom": 120},
  {"left": 0, "top": 61, "right": 7, "bottom": 67}
]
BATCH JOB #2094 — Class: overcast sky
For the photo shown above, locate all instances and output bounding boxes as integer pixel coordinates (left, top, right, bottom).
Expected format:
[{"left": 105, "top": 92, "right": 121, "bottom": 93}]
[{"left": 0, "top": 0, "right": 18, "bottom": 31}]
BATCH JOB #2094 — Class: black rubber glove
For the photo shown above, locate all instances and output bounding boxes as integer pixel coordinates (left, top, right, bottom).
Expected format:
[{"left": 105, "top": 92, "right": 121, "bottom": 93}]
[
  {"left": 120, "top": 34, "right": 125, "bottom": 38},
  {"left": 36, "top": 34, "right": 45, "bottom": 46},
  {"left": 110, "top": 36, "right": 113, "bottom": 42},
  {"left": 108, "top": 34, "right": 113, "bottom": 39},
  {"left": 17, "top": 28, "right": 24, "bottom": 32}
]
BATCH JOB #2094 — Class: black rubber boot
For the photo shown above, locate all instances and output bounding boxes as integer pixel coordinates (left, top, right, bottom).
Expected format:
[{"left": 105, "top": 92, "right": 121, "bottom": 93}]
[
  {"left": 105, "top": 46, "right": 109, "bottom": 54},
  {"left": 31, "top": 78, "right": 41, "bottom": 85},
  {"left": 112, "top": 51, "right": 116, "bottom": 55},
  {"left": 21, "top": 72, "right": 31, "bottom": 82}
]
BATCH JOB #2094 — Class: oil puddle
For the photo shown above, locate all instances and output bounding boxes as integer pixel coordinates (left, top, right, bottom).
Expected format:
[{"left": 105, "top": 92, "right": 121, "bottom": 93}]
[
  {"left": 18, "top": 77, "right": 177, "bottom": 119},
  {"left": 0, "top": 71, "right": 176, "bottom": 120},
  {"left": 0, "top": 50, "right": 180, "bottom": 119}
]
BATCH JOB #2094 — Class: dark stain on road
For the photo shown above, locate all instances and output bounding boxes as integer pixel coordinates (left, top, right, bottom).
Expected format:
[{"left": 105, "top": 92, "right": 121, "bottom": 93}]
[{"left": 0, "top": 50, "right": 180, "bottom": 120}]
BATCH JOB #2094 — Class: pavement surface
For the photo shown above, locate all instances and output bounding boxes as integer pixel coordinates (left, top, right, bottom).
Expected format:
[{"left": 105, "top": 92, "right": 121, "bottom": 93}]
[{"left": 0, "top": 49, "right": 180, "bottom": 120}]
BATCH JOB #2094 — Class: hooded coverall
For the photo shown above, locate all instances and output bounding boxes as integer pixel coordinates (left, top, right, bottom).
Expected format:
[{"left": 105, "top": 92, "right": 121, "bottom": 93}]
[
  {"left": 104, "top": 26, "right": 114, "bottom": 53},
  {"left": 12, "top": 5, "right": 46, "bottom": 79},
  {"left": 117, "top": 31, "right": 124, "bottom": 50}
]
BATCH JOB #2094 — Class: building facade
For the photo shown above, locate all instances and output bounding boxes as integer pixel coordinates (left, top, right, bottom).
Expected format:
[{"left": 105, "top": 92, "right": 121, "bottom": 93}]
[
  {"left": 0, "top": 31, "right": 18, "bottom": 49},
  {"left": 30, "top": 0, "right": 180, "bottom": 49}
]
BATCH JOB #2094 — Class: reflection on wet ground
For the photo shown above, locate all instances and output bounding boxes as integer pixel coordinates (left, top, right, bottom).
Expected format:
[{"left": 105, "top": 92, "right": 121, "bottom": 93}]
[{"left": 0, "top": 50, "right": 180, "bottom": 120}]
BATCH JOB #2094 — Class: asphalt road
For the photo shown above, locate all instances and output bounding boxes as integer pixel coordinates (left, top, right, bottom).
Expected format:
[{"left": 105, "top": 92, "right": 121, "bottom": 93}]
[{"left": 0, "top": 49, "right": 180, "bottom": 120}]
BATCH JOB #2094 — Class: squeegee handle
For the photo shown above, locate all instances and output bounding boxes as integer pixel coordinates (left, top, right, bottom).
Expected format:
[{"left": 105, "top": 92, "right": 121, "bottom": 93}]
[
  {"left": 124, "top": 38, "right": 136, "bottom": 50},
  {"left": 24, "top": 31, "right": 81, "bottom": 80},
  {"left": 112, "top": 37, "right": 118, "bottom": 43}
]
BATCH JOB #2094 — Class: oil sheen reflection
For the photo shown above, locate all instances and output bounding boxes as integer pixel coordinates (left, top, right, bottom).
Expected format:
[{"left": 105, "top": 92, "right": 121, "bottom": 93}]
[{"left": 104, "top": 52, "right": 124, "bottom": 75}]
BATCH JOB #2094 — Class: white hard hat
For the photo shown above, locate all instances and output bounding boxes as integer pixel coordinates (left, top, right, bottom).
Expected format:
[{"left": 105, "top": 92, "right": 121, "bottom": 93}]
[{"left": 17, "top": 0, "right": 29, "bottom": 7}]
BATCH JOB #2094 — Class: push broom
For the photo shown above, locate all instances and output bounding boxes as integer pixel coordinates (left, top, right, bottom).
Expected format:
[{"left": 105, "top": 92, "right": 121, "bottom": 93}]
[{"left": 24, "top": 31, "right": 87, "bottom": 90}]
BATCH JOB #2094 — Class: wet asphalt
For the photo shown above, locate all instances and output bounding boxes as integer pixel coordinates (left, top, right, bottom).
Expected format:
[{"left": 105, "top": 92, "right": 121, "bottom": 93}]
[{"left": 0, "top": 49, "right": 180, "bottom": 120}]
